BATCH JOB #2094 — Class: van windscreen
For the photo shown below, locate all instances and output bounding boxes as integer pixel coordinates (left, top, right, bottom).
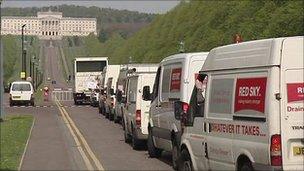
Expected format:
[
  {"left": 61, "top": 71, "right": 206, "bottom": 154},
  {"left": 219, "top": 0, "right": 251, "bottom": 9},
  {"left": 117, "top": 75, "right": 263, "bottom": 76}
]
[{"left": 12, "top": 84, "right": 31, "bottom": 91}]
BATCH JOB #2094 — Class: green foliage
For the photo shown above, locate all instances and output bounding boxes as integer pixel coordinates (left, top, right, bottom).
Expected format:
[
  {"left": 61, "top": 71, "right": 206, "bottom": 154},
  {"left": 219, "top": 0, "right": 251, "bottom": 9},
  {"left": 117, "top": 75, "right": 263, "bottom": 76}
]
[
  {"left": 0, "top": 115, "right": 34, "bottom": 170},
  {"left": 2, "top": 36, "right": 21, "bottom": 83},
  {"left": 93, "top": 0, "right": 303, "bottom": 64},
  {"left": 3, "top": 36, "right": 40, "bottom": 83}
]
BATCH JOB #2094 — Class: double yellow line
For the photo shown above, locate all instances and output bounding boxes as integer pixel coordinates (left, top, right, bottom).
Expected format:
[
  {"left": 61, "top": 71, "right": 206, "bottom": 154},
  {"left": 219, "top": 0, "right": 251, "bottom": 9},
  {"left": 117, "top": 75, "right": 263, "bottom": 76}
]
[{"left": 55, "top": 99, "right": 104, "bottom": 171}]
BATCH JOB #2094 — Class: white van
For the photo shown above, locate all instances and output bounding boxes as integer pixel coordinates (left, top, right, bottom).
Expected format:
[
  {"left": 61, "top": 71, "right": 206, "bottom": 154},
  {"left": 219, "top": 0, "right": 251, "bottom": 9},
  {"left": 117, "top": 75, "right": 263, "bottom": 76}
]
[
  {"left": 123, "top": 65, "right": 158, "bottom": 149},
  {"left": 143, "top": 52, "right": 208, "bottom": 169},
  {"left": 177, "top": 37, "right": 304, "bottom": 171},
  {"left": 9, "top": 81, "right": 35, "bottom": 106},
  {"left": 104, "top": 65, "right": 120, "bottom": 120},
  {"left": 115, "top": 64, "right": 157, "bottom": 123},
  {"left": 114, "top": 65, "right": 129, "bottom": 123},
  {"left": 98, "top": 65, "right": 120, "bottom": 116}
]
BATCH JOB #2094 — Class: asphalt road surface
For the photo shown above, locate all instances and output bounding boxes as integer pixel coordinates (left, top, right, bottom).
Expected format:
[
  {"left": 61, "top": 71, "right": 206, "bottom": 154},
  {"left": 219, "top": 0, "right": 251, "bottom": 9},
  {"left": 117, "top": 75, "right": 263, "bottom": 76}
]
[{"left": 4, "top": 40, "right": 173, "bottom": 170}]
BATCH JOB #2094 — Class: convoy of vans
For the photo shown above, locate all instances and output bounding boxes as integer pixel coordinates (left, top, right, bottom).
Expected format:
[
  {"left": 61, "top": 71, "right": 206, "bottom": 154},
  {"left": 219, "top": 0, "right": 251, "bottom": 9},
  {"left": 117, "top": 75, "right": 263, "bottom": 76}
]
[
  {"left": 8, "top": 36, "right": 302, "bottom": 171},
  {"left": 94, "top": 36, "right": 303, "bottom": 171}
]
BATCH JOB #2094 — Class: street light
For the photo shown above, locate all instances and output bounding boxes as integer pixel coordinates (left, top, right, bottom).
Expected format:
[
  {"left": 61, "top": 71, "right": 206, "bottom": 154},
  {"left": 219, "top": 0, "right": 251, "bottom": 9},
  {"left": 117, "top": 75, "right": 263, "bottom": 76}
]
[
  {"left": 30, "top": 55, "right": 35, "bottom": 77},
  {"left": 0, "top": 0, "right": 3, "bottom": 121},
  {"left": 21, "top": 24, "right": 26, "bottom": 80}
]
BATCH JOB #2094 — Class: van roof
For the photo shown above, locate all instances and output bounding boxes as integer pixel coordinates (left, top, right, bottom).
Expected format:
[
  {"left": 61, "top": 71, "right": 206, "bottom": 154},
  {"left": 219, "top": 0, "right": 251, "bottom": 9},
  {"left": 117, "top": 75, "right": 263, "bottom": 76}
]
[
  {"left": 75, "top": 57, "right": 108, "bottom": 61},
  {"left": 161, "top": 52, "right": 209, "bottom": 63},
  {"left": 202, "top": 36, "right": 303, "bottom": 71},
  {"left": 12, "top": 81, "right": 32, "bottom": 84},
  {"left": 120, "top": 63, "right": 159, "bottom": 70}
]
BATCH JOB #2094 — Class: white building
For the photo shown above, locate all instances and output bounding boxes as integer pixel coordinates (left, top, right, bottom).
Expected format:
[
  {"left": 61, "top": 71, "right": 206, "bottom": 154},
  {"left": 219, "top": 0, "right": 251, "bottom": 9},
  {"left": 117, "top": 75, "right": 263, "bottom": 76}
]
[{"left": 1, "top": 10, "right": 97, "bottom": 39}]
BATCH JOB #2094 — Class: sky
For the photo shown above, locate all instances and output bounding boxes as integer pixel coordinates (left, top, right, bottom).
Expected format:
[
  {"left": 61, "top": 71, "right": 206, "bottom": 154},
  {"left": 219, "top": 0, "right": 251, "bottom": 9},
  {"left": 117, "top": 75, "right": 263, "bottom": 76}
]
[{"left": 2, "top": 0, "right": 181, "bottom": 14}]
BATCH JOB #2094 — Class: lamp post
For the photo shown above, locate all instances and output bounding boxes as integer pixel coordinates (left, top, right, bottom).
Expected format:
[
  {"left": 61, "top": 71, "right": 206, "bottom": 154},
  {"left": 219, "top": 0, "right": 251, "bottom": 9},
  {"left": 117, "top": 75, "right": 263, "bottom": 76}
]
[
  {"left": 0, "top": 0, "right": 3, "bottom": 121},
  {"left": 21, "top": 24, "right": 26, "bottom": 80},
  {"left": 30, "top": 55, "right": 35, "bottom": 77}
]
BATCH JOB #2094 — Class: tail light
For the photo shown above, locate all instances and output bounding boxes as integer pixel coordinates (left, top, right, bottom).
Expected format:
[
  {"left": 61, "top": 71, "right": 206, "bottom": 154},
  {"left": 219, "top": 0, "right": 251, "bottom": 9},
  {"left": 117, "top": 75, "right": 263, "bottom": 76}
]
[
  {"left": 180, "top": 102, "right": 189, "bottom": 133},
  {"left": 270, "top": 134, "right": 282, "bottom": 166},
  {"left": 135, "top": 110, "right": 141, "bottom": 127}
]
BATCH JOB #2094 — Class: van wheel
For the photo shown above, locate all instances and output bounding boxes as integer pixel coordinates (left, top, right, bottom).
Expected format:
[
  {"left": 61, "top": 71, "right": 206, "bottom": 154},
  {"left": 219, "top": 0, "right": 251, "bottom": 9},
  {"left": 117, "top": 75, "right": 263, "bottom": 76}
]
[
  {"left": 124, "top": 128, "right": 131, "bottom": 143},
  {"left": 132, "top": 127, "right": 141, "bottom": 150},
  {"left": 179, "top": 149, "right": 193, "bottom": 171},
  {"left": 239, "top": 161, "right": 253, "bottom": 171},
  {"left": 147, "top": 129, "right": 162, "bottom": 158},
  {"left": 31, "top": 102, "right": 35, "bottom": 106},
  {"left": 122, "top": 117, "right": 126, "bottom": 130},
  {"left": 172, "top": 140, "right": 179, "bottom": 170},
  {"left": 10, "top": 101, "right": 13, "bottom": 106}
]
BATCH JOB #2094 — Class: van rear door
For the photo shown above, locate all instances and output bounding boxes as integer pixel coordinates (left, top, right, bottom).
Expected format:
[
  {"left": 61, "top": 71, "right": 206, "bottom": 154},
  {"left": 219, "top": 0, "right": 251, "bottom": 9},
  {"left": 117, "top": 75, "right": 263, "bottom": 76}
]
[{"left": 280, "top": 37, "right": 304, "bottom": 170}]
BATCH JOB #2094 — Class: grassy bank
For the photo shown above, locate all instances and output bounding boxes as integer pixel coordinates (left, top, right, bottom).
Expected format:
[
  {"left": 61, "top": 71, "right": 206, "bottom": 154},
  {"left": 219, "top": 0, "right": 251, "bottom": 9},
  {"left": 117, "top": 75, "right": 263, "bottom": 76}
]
[{"left": 0, "top": 115, "right": 34, "bottom": 170}]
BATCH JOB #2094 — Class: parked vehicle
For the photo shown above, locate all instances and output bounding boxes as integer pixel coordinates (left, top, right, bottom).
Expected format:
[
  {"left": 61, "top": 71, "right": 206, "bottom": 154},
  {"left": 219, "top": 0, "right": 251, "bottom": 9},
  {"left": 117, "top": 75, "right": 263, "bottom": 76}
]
[
  {"left": 115, "top": 64, "right": 158, "bottom": 123},
  {"left": 90, "top": 88, "right": 100, "bottom": 107},
  {"left": 143, "top": 52, "right": 208, "bottom": 169},
  {"left": 73, "top": 57, "right": 108, "bottom": 105},
  {"left": 113, "top": 65, "right": 129, "bottom": 123},
  {"left": 98, "top": 65, "right": 120, "bottom": 119},
  {"left": 177, "top": 36, "right": 304, "bottom": 171},
  {"left": 9, "top": 81, "right": 35, "bottom": 106},
  {"left": 123, "top": 65, "right": 158, "bottom": 149}
]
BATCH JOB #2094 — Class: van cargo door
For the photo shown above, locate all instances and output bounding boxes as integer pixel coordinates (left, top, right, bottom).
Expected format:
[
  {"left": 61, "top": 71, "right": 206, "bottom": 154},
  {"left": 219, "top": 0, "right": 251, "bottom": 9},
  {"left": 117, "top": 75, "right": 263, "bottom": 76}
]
[{"left": 281, "top": 37, "right": 304, "bottom": 170}]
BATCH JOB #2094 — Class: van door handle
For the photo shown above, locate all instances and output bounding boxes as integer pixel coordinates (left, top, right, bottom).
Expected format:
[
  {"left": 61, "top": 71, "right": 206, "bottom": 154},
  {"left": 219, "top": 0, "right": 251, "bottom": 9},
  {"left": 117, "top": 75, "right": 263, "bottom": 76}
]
[
  {"left": 203, "top": 123, "right": 207, "bottom": 132},
  {"left": 203, "top": 142, "right": 209, "bottom": 159}
]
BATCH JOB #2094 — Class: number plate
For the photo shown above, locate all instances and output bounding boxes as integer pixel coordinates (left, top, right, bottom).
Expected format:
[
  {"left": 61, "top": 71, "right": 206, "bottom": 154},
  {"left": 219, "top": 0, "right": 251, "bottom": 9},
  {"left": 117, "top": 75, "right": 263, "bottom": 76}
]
[
  {"left": 13, "top": 96, "right": 21, "bottom": 99},
  {"left": 293, "top": 146, "right": 304, "bottom": 156}
]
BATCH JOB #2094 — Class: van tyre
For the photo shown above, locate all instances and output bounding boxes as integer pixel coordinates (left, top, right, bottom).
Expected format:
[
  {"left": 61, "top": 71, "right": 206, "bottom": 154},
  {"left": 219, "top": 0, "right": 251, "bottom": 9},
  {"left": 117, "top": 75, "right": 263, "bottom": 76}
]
[
  {"left": 179, "top": 149, "right": 193, "bottom": 171},
  {"left": 132, "top": 127, "right": 141, "bottom": 150},
  {"left": 147, "top": 130, "right": 162, "bottom": 158},
  {"left": 239, "top": 161, "right": 253, "bottom": 171},
  {"left": 172, "top": 140, "right": 179, "bottom": 170},
  {"left": 124, "top": 129, "right": 131, "bottom": 143}
]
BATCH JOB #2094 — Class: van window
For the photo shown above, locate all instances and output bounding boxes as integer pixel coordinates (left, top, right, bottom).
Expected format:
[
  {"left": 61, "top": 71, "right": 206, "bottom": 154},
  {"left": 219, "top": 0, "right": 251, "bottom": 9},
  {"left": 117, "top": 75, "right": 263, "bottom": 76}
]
[
  {"left": 160, "top": 63, "right": 182, "bottom": 102},
  {"left": 12, "top": 84, "right": 31, "bottom": 91},
  {"left": 188, "top": 75, "right": 208, "bottom": 118},
  {"left": 161, "top": 67, "right": 171, "bottom": 101},
  {"left": 209, "top": 78, "right": 234, "bottom": 115},
  {"left": 151, "top": 67, "right": 161, "bottom": 101},
  {"left": 128, "top": 77, "right": 138, "bottom": 103}
]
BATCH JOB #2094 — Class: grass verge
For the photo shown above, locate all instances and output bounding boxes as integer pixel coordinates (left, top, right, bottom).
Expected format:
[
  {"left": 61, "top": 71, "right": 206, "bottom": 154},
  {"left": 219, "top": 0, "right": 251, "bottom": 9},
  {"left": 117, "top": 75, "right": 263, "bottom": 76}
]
[{"left": 0, "top": 115, "right": 34, "bottom": 170}]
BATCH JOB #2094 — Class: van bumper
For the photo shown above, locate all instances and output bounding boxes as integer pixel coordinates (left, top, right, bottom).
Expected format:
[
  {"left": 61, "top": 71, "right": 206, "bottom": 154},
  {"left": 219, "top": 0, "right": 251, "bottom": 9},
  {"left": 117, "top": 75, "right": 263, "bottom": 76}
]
[{"left": 252, "top": 163, "right": 282, "bottom": 171}]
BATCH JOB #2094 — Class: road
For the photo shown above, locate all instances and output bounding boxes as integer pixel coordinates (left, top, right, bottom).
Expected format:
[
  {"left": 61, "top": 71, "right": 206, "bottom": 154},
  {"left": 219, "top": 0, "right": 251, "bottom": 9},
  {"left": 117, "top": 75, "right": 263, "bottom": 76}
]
[{"left": 3, "top": 40, "right": 173, "bottom": 170}]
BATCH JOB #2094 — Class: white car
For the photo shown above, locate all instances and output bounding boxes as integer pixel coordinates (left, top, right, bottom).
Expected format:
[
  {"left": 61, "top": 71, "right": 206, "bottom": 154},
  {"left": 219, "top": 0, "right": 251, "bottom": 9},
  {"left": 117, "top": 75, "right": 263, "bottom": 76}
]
[{"left": 9, "top": 81, "right": 35, "bottom": 106}]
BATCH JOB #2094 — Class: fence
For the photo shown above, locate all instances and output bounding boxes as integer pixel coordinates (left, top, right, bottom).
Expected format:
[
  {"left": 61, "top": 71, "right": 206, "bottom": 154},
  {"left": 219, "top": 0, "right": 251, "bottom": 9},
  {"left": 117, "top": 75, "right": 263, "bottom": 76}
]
[{"left": 52, "top": 90, "right": 73, "bottom": 101}]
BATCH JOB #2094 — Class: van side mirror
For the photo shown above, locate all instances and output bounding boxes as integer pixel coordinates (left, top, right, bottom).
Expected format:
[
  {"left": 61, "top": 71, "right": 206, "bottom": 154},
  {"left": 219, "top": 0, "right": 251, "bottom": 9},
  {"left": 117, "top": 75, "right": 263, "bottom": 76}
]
[
  {"left": 143, "top": 86, "right": 151, "bottom": 101},
  {"left": 110, "top": 88, "right": 115, "bottom": 96},
  {"left": 174, "top": 101, "right": 183, "bottom": 120}
]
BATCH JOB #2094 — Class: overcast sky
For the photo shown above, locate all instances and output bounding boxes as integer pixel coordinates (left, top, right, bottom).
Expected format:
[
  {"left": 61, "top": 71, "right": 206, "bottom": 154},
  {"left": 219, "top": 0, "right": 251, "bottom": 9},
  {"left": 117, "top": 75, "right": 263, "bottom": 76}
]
[{"left": 2, "top": 0, "right": 181, "bottom": 14}]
